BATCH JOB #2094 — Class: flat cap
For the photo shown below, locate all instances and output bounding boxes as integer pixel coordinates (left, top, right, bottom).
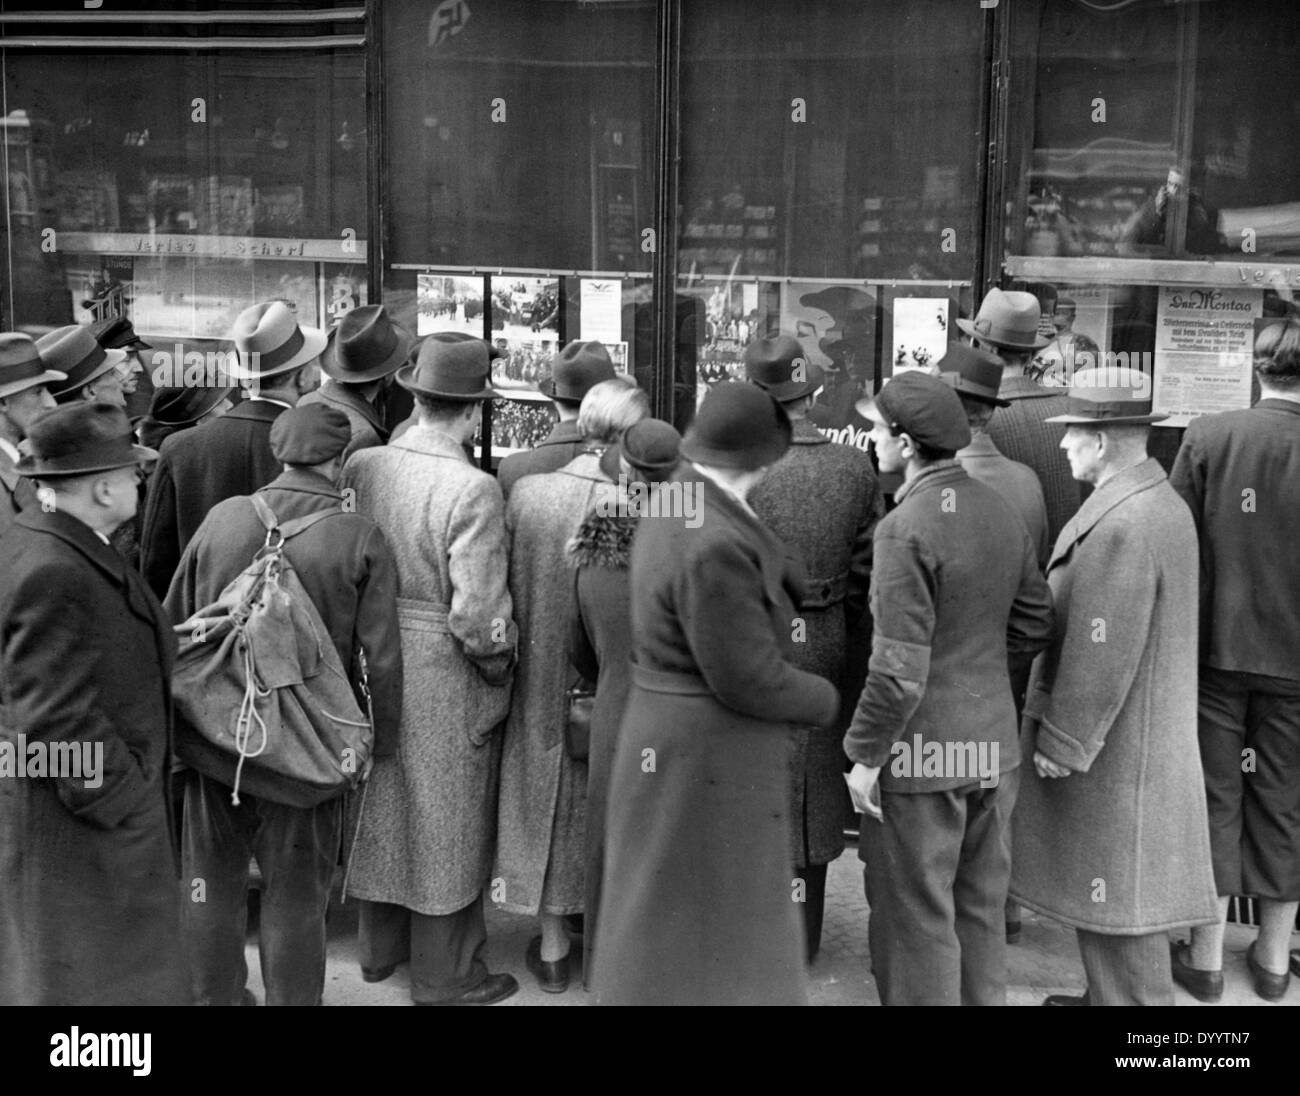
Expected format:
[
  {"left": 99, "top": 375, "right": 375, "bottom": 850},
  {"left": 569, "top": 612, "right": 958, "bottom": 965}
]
[
  {"left": 269, "top": 404, "right": 352, "bottom": 465},
  {"left": 91, "top": 315, "right": 152, "bottom": 351},
  {"left": 856, "top": 370, "right": 971, "bottom": 452}
]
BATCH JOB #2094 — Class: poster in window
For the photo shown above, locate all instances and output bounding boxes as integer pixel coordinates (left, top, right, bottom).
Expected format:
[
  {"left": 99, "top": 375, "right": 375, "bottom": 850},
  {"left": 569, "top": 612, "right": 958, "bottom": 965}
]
[
  {"left": 417, "top": 274, "right": 484, "bottom": 336},
  {"left": 489, "top": 275, "right": 560, "bottom": 396},
  {"left": 1152, "top": 287, "right": 1260, "bottom": 428},
  {"left": 889, "top": 297, "right": 953, "bottom": 376},
  {"left": 778, "top": 281, "right": 876, "bottom": 432},
  {"left": 129, "top": 255, "right": 195, "bottom": 337},
  {"left": 252, "top": 261, "right": 318, "bottom": 330},
  {"left": 321, "top": 265, "right": 369, "bottom": 330}
]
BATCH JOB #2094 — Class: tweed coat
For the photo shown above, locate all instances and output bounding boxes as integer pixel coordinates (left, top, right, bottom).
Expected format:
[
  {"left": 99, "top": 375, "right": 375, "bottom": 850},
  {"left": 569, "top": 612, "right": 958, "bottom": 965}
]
[
  {"left": 567, "top": 509, "right": 636, "bottom": 985},
  {"left": 299, "top": 380, "right": 389, "bottom": 461},
  {"left": 748, "top": 419, "right": 883, "bottom": 866},
  {"left": 1010, "top": 459, "right": 1219, "bottom": 933},
  {"left": 986, "top": 374, "right": 1081, "bottom": 546},
  {"left": 163, "top": 469, "right": 404, "bottom": 799},
  {"left": 339, "top": 424, "right": 517, "bottom": 915},
  {"left": 957, "top": 430, "right": 1050, "bottom": 568},
  {"left": 0, "top": 509, "right": 186, "bottom": 1005},
  {"left": 496, "top": 419, "right": 584, "bottom": 498},
  {"left": 594, "top": 465, "right": 840, "bottom": 1005},
  {"left": 140, "top": 399, "right": 287, "bottom": 598},
  {"left": 494, "top": 452, "right": 612, "bottom": 915}
]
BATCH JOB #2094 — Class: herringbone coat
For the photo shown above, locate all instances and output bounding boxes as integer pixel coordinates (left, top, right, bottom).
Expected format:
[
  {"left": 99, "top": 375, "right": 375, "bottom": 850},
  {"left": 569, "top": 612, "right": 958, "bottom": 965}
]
[{"left": 340, "top": 425, "right": 517, "bottom": 915}]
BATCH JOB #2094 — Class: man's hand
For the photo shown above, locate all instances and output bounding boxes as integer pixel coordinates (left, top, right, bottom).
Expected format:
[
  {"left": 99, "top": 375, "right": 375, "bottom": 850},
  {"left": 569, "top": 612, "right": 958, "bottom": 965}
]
[
  {"left": 846, "top": 762, "right": 883, "bottom": 822},
  {"left": 1033, "top": 750, "right": 1072, "bottom": 779}
]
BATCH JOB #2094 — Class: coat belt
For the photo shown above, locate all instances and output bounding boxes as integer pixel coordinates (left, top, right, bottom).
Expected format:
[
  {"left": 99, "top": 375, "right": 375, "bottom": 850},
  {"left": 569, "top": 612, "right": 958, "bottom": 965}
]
[
  {"left": 630, "top": 663, "right": 713, "bottom": 696},
  {"left": 396, "top": 597, "right": 451, "bottom": 634},
  {"left": 799, "top": 571, "right": 848, "bottom": 610}
]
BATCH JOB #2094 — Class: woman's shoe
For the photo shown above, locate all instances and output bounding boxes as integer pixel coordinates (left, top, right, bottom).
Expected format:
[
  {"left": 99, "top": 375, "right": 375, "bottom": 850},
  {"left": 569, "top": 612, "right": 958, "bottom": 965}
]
[
  {"left": 526, "top": 935, "right": 570, "bottom": 993},
  {"left": 1246, "top": 941, "right": 1290, "bottom": 1002},
  {"left": 1170, "top": 941, "right": 1223, "bottom": 1003}
]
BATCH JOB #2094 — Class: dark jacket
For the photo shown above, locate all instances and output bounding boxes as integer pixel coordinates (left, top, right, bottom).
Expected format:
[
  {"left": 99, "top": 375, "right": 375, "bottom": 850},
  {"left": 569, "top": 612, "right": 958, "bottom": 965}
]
[
  {"left": 299, "top": 381, "right": 389, "bottom": 461},
  {"left": 140, "top": 399, "right": 288, "bottom": 599},
  {"left": 749, "top": 419, "right": 884, "bottom": 866},
  {"left": 496, "top": 419, "right": 584, "bottom": 498},
  {"left": 0, "top": 444, "right": 36, "bottom": 541},
  {"left": 0, "top": 509, "right": 186, "bottom": 1005},
  {"left": 163, "top": 470, "right": 404, "bottom": 780},
  {"left": 594, "top": 465, "right": 839, "bottom": 1005},
  {"left": 987, "top": 374, "right": 1081, "bottom": 546},
  {"left": 1169, "top": 398, "right": 1300, "bottom": 684},
  {"left": 843, "top": 461, "right": 1053, "bottom": 794}
]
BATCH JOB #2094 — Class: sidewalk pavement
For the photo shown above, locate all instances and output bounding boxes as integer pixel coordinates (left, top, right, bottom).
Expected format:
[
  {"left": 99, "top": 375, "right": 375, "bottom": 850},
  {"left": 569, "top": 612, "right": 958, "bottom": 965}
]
[{"left": 242, "top": 845, "right": 1298, "bottom": 1006}]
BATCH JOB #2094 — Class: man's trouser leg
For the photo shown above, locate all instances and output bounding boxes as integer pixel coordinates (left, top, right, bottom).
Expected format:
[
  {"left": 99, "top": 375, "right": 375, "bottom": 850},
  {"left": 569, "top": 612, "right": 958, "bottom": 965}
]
[
  {"left": 253, "top": 793, "right": 342, "bottom": 1006},
  {"left": 409, "top": 891, "right": 490, "bottom": 1004},
  {"left": 1076, "top": 930, "right": 1174, "bottom": 1006},
  {"left": 796, "top": 862, "right": 830, "bottom": 961},
  {"left": 182, "top": 771, "right": 252, "bottom": 1006},
  {"left": 954, "top": 766, "right": 1017, "bottom": 1006},
  {"left": 358, "top": 899, "right": 411, "bottom": 973}
]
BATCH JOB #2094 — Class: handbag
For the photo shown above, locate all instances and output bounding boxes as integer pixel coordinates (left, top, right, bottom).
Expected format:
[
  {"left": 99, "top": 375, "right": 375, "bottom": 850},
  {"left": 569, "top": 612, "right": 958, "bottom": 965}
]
[{"left": 564, "top": 684, "right": 596, "bottom": 761}]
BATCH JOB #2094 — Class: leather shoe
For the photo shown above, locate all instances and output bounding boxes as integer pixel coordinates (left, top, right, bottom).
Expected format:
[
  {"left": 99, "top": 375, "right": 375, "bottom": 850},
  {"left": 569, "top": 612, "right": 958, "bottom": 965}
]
[
  {"left": 418, "top": 973, "right": 519, "bottom": 1006},
  {"left": 1170, "top": 941, "right": 1223, "bottom": 1003},
  {"left": 526, "top": 935, "right": 570, "bottom": 993},
  {"left": 1246, "top": 942, "right": 1290, "bottom": 1002},
  {"left": 1042, "top": 993, "right": 1087, "bottom": 1006},
  {"left": 362, "top": 963, "right": 397, "bottom": 984}
]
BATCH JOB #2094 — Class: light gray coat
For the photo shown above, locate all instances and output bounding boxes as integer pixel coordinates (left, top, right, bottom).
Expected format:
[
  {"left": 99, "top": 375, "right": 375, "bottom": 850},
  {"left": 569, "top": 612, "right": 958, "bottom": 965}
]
[{"left": 340, "top": 424, "right": 517, "bottom": 915}]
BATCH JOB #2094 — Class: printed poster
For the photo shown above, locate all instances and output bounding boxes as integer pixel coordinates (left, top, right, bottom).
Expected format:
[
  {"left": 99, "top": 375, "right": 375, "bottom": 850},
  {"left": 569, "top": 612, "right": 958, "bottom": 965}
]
[
  {"left": 489, "top": 275, "right": 560, "bottom": 395},
  {"left": 579, "top": 278, "right": 622, "bottom": 343},
  {"left": 889, "top": 297, "right": 952, "bottom": 375},
  {"left": 1152, "top": 287, "right": 1260, "bottom": 428}
]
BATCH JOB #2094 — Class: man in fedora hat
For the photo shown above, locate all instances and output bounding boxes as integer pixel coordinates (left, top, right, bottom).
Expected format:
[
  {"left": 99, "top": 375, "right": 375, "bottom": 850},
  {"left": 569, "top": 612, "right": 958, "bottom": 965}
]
[
  {"left": 341, "top": 333, "right": 521, "bottom": 1006},
  {"left": 140, "top": 300, "right": 326, "bottom": 598},
  {"left": 387, "top": 333, "right": 502, "bottom": 450},
  {"left": 497, "top": 340, "right": 617, "bottom": 498},
  {"left": 1169, "top": 316, "right": 1300, "bottom": 1002},
  {"left": 40, "top": 324, "right": 131, "bottom": 409},
  {"left": 844, "top": 371, "right": 1052, "bottom": 1006},
  {"left": 0, "top": 403, "right": 186, "bottom": 1005},
  {"left": 1009, "top": 367, "right": 1218, "bottom": 1006},
  {"left": 743, "top": 335, "right": 884, "bottom": 961},
  {"left": 0, "top": 332, "right": 64, "bottom": 539},
  {"left": 300, "top": 305, "right": 414, "bottom": 460},
  {"left": 164, "top": 403, "right": 403, "bottom": 1006},
  {"left": 959, "top": 287, "right": 1081, "bottom": 544},
  {"left": 137, "top": 383, "right": 235, "bottom": 451}
]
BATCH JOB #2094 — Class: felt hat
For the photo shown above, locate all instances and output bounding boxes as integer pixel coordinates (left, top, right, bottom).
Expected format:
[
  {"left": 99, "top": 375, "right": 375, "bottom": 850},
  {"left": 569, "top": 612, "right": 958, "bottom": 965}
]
[
  {"left": 0, "top": 332, "right": 66, "bottom": 399},
  {"left": 956, "top": 288, "right": 1050, "bottom": 350},
  {"left": 856, "top": 370, "right": 972, "bottom": 451},
  {"left": 323, "top": 305, "right": 415, "bottom": 383},
  {"left": 599, "top": 417, "right": 683, "bottom": 483},
  {"left": 395, "top": 332, "right": 498, "bottom": 401},
  {"left": 16, "top": 401, "right": 156, "bottom": 477},
  {"left": 39, "top": 325, "right": 127, "bottom": 401},
  {"left": 680, "top": 381, "right": 791, "bottom": 471},
  {"left": 270, "top": 403, "right": 353, "bottom": 464},
  {"left": 1045, "top": 366, "right": 1167, "bottom": 426},
  {"left": 937, "top": 342, "right": 1010, "bottom": 407},
  {"left": 144, "top": 382, "right": 236, "bottom": 428},
  {"left": 230, "top": 301, "right": 328, "bottom": 382},
  {"left": 541, "top": 341, "right": 616, "bottom": 402},
  {"left": 743, "top": 335, "right": 823, "bottom": 402}
]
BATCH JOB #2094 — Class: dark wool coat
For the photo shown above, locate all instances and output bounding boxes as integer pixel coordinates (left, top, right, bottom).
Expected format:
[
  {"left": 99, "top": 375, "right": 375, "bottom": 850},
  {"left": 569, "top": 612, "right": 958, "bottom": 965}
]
[
  {"left": 339, "top": 425, "right": 517, "bottom": 915},
  {"left": 0, "top": 509, "right": 186, "bottom": 1005},
  {"left": 163, "top": 469, "right": 404, "bottom": 799},
  {"left": 494, "top": 453, "right": 611, "bottom": 916},
  {"left": 593, "top": 465, "right": 839, "bottom": 1006},
  {"left": 0, "top": 444, "right": 35, "bottom": 540},
  {"left": 567, "top": 509, "right": 637, "bottom": 986},
  {"left": 986, "top": 375, "right": 1081, "bottom": 546},
  {"left": 496, "top": 419, "right": 584, "bottom": 499},
  {"left": 299, "top": 381, "right": 389, "bottom": 461},
  {"left": 748, "top": 419, "right": 884, "bottom": 866},
  {"left": 1011, "top": 459, "right": 1219, "bottom": 933},
  {"left": 140, "top": 399, "right": 288, "bottom": 599},
  {"left": 1170, "top": 398, "right": 1300, "bottom": 684}
]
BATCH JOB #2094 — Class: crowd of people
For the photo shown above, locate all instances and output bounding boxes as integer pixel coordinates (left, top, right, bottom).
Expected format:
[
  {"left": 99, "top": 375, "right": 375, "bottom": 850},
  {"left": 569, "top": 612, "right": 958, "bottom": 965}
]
[{"left": 0, "top": 286, "right": 1297, "bottom": 1007}]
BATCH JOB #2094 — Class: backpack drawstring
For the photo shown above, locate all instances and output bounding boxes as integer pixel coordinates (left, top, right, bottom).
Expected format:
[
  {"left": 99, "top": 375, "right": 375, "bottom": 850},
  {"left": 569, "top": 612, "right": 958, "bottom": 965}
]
[{"left": 230, "top": 635, "right": 270, "bottom": 806}]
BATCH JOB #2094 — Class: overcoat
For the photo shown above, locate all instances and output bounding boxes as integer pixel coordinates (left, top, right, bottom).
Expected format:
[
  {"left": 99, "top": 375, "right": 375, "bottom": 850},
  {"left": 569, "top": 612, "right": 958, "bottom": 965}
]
[
  {"left": 496, "top": 419, "right": 584, "bottom": 498},
  {"left": 140, "top": 399, "right": 287, "bottom": 598},
  {"left": 748, "top": 419, "right": 883, "bottom": 866},
  {"left": 0, "top": 442, "right": 35, "bottom": 540},
  {"left": 494, "top": 452, "right": 611, "bottom": 915},
  {"left": 0, "top": 509, "right": 186, "bottom": 1005},
  {"left": 339, "top": 425, "right": 517, "bottom": 915},
  {"left": 567, "top": 509, "right": 636, "bottom": 983},
  {"left": 594, "top": 465, "right": 839, "bottom": 1006},
  {"left": 957, "top": 431, "right": 1050, "bottom": 568},
  {"left": 1010, "top": 458, "right": 1219, "bottom": 933},
  {"left": 299, "top": 381, "right": 389, "bottom": 461}
]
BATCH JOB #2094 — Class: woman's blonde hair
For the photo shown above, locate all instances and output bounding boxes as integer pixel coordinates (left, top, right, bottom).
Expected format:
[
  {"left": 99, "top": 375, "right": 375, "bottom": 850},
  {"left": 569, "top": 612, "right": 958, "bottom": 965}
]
[{"left": 578, "top": 375, "right": 649, "bottom": 444}]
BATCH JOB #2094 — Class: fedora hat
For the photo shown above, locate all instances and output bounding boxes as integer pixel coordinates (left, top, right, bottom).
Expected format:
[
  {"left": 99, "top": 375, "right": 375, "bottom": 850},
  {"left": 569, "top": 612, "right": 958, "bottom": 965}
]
[
  {"left": 599, "top": 417, "right": 683, "bottom": 483},
  {"left": 0, "top": 332, "right": 66, "bottom": 400},
  {"left": 91, "top": 315, "right": 152, "bottom": 352},
  {"left": 396, "top": 332, "right": 498, "bottom": 401},
  {"left": 956, "top": 288, "right": 1050, "bottom": 351},
  {"left": 680, "top": 381, "right": 791, "bottom": 472},
  {"left": 937, "top": 342, "right": 1010, "bottom": 407},
  {"left": 16, "top": 401, "right": 156, "bottom": 477},
  {"left": 39, "top": 325, "right": 127, "bottom": 402},
  {"left": 541, "top": 341, "right": 616, "bottom": 402},
  {"left": 230, "top": 300, "right": 328, "bottom": 382},
  {"left": 144, "top": 382, "right": 235, "bottom": 428},
  {"left": 744, "top": 335, "right": 824, "bottom": 402},
  {"left": 323, "top": 305, "right": 415, "bottom": 383},
  {"left": 1045, "top": 366, "right": 1167, "bottom": 426}
]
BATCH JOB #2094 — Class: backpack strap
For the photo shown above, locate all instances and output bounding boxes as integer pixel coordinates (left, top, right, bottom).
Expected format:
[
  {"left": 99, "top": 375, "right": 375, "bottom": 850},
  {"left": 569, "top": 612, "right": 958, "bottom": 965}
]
[{"left": 249, "top": 493, "right": 343, "bottom": 542}]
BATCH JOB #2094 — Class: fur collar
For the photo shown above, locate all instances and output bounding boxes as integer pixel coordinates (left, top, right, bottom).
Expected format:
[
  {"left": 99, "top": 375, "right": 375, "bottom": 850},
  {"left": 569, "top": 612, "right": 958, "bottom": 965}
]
[{"left": 566, "top": 510, "right": 637, "bottom": 570}]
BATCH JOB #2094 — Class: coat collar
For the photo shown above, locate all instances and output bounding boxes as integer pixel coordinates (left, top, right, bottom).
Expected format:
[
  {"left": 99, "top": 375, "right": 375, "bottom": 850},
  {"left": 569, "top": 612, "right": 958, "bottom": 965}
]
[
  {"left": 957, "top": 432, "right": 1001, "bottom": 459},
  {"left": 556, "top": 451, "right": 609, "bottom": 484},
  {"left": 313, "top": 381, "right": 389, "bottom": 438},
  {"left": 0, "top": 442, "right": 19, "bottom": 493},
  {"left": 223, "top": 399, "right": 288, "bottom": 424},
  {"left": 536, "top": 419, "right": 583, "bottom": 448},
  {"left": 790, "top": 419, "right": 830, "bottom": 446},
  {"left": 17, "top": 506, "right": 132, "bottom": 586},
  {"left": 1255, "top": 397, "right": 1300, "bottom": 417},
  {"left": 390, "top": 422, "right": 471, "bottom": 463},
  {"left": 999, "top": 374, "right": 1060, "bottom": 401},
  {"left": 893, "top": 459, "right": 966, "bottom": 504},
  {"left": 1049, "top": 457, "right": 1166, "bottom": 566},
  {"left": 264, "top": 467, "right": 345, "bottom": 500}
]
